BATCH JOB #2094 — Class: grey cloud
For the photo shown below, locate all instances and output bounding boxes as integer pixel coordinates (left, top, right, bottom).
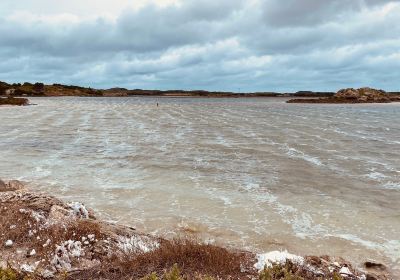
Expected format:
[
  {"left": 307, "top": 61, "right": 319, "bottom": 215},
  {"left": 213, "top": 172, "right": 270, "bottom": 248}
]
[
  {"left": 261, "top": 0, "right": 396, "bottom": 27},
  {"left": 0, "top": 0, "right": 399, "bottom": 91}
]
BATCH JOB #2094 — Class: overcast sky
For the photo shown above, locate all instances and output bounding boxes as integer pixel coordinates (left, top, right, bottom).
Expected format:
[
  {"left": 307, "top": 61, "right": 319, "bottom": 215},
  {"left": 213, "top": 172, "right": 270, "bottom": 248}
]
[{"left": 0, "top": 0, "right": 399, "bottom": 92}]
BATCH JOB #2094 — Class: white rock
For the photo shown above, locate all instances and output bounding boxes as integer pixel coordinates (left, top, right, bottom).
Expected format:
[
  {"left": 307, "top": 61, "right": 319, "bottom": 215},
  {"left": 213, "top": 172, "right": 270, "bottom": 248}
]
[
  {"left": 30, "top": 249, "right": 36, "bottom": 256},
  {"left": 41, "top": 269, "right": 55, "bottom": 278},
  {"left": 5, "top": 240, "right": 13, "bottom": 247},
  {"left": 254, "top": 250, "right": 304, "bottom": 271},
  {"left": 20, "top": 264, "right": 35, "bottom": 273},
  {"left": 117, "top": 235, "right": 159, "bottom": 253},
  {"left": 68, "top": 202, "right": 89, "bottom": 219},
  {"left": 64, "top": 240, "right": 83, "bottom": 257},
  {"left": 43, "top": 239, "right": 51, "bottom": 247},
  {"left": 51, "top": 245, "right": 72, "bottom": 271},
  {"left": 339, "top": 266, "right": 353, "bottom": 276},
  {"left": 51, "top": 240, "right": 85, "bottom": 271}
]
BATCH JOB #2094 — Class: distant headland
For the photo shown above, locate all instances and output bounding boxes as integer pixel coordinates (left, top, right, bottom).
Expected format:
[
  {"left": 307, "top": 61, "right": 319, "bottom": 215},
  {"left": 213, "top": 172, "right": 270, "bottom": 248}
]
[
  {"left": 1, "top": 81, "right": 399, "bottom": 105},
  {"left": 0, "top": 80, "right": 336, "bottom": 98}
]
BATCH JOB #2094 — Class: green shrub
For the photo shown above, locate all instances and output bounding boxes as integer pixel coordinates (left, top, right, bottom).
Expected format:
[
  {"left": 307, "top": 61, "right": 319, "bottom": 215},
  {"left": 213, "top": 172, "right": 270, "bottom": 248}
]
[
  {"left": 0, "top": 267, "right": 19, "bottom": 280},
  {"left": 333, "top": 273, "right": 343, "bottom": 280},
  {"left": 259, "top": 261, "right": 304, "bottom": 280},
  {"left": 163, "top": 264, "right": 183, "bottom": 280}
]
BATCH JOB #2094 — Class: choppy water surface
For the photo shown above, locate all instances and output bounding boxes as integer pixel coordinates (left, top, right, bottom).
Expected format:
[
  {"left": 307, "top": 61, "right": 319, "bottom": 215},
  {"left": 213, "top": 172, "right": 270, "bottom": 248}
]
[{"left": 1, "top": 97, "right": 399, "bottom": 271}]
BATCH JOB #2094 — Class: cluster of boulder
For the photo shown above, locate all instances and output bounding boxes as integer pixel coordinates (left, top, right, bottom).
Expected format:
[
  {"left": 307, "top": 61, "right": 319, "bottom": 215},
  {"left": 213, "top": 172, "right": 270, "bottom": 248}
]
[
  {"left": 335, "top": 88, "right": 390, "bottom": 102},
  {"left": 287, "top": 87, "right": 400, "bottom": 104}
]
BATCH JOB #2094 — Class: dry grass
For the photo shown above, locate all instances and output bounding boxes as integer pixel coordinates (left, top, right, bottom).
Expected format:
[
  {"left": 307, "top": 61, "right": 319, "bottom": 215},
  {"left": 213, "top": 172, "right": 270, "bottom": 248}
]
[{"left": 65, "top": 238, "right": 255, "bottom": 280}]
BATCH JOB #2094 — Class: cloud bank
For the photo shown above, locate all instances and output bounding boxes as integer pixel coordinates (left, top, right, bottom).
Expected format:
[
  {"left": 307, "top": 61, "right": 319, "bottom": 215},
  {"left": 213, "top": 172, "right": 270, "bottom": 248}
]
[{"left": 0, "top": 0, "right": 399, "bottom": 91}]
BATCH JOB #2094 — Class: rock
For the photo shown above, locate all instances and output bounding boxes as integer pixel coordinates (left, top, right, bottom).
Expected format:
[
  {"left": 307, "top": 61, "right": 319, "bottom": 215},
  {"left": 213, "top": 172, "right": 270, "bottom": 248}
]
[
  {"left": 0, "top": 179, "right": 7, "bottom": 191},
  {"left": 306, "top": 256, "right": 322, "bottom": 266},
  {"left": 0, "top": 179, "right": 24, "bottom": 192},
  {"left": 41, "top": 269, "right": 55, "bottom": 279},
  {"left": 364, "top": 261, "right": 386, "bottom": 270},
  {"left": 23, "top": 193, "right": 66, "bottom": 213},
  {"left": 366, "top": 274, "right": 378, "bottom": 280},
  {"left": 334, "top": 87, "right": 390, "bottom": 102},
  {"left": 68, "top": 202, "right": 89, "bottom": 219},
  {"left": 0, "top": 96, "right": 29, "bottom": 106},
  {"left": 20, "top": 264, "right": 35, "bottom": 273},
  {"left": 287, "top": 87, "right": 394, "bottom": 104},
  {"left": 339, "top": 266, "right": 353, "bottom": 276},
  {"left": 364, "top": 261, "right": 390, "bottom": 280},
  {"left": 336, "top": 88, "right": 360, "bottom": 99},
  {"left": 48, "top": 205, "right": 71, "bottom": 221},
  {"left": 7, "top": 180, "right": 25, "bottom": 191}
]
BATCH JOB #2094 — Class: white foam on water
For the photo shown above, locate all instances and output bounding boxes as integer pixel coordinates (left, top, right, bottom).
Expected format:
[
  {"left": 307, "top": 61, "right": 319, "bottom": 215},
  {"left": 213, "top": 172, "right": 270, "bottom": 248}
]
[
  {"left": 290, "top": 213, "right": 327, "bottom": 239},
  {"left": 219, "top": 195, "right": 232, "bottom": 206},
  {"left": 381, "top": 182, "right": 400, "bottom": 190},
  {"left": 286, "top": 147, "right": 323, "bottom": 166},
  {"left": 366, "top": 171, "right": 387, "bottom": 180},
  {"left": 243, "top": 183, "right": 261, "bottom": 191},
  {"left": 34, "top": 166, "right": 52, "bottom": 178},
  {"left": 328, "top": 234, "right": 400, "bottom": 264}
]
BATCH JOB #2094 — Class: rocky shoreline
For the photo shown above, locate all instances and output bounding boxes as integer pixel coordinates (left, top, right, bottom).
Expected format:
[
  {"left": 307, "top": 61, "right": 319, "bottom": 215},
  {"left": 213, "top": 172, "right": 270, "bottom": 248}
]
[
  {"left": 287, "top": 88, "right": 400, "bottom": 104},
  {"left": 0, "top": 97, "right": 29, "bottom": 106},
  {"left": 0, "top": 179, "right": 394, "bottom": 279}
]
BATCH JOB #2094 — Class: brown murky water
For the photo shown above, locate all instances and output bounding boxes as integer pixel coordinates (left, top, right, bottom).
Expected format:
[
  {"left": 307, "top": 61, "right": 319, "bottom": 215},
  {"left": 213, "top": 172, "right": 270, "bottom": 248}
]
[{"left": 1, "top": 97, "right": 399, "bottom": 273}]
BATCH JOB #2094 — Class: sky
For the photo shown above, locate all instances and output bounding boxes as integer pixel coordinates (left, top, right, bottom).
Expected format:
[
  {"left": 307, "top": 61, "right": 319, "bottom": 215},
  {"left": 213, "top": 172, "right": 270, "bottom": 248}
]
[{"left": 0, "top": 0, "right": 399, "bottom": 92}]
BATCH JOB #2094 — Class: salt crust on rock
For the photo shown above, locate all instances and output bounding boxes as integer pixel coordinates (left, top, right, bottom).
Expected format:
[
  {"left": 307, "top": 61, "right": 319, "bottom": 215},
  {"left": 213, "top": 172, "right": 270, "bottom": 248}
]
[{"left": 254, "top": 250, "right": 304, "bottom": 271}]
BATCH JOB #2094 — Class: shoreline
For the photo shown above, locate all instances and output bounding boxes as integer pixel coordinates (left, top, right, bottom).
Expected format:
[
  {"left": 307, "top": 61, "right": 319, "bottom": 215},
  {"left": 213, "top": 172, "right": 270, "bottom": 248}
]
[{"left": 0, "top": 179, "right": 393, "bottom": 279}]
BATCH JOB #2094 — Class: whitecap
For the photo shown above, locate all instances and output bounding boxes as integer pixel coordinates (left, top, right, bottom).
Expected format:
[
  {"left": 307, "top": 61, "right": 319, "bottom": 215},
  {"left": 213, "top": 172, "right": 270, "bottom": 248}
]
[
  {"left": 382, "top": 182, "right": 400, "bottom": 190},
  {"left": 366, "top": 172, "right": 387, "bottom": 181},
  {"left": 286, "top": 147, "right": 322, "bottom": 166}
]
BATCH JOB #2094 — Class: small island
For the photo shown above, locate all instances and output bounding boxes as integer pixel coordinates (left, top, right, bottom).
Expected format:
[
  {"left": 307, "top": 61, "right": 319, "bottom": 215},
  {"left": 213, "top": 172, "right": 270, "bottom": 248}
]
[
  {"left": 0, "top": 96, "right": 29, "bottom": 106},
  {"left": 287, "top": 88, "right": 400, "bottom": 104}
]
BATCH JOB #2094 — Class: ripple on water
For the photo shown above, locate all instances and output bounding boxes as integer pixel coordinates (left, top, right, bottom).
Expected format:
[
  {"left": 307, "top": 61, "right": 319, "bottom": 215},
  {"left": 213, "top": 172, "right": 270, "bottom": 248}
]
[{"left": 0, "top": 97, "right": 399, "bottom": 272}]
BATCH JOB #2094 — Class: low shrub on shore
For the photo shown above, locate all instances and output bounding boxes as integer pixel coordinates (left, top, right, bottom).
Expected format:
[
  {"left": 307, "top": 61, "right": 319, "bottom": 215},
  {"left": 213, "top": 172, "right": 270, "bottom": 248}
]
[{"left": 64, "top": 238, "right": 254, "bottom": 279}]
